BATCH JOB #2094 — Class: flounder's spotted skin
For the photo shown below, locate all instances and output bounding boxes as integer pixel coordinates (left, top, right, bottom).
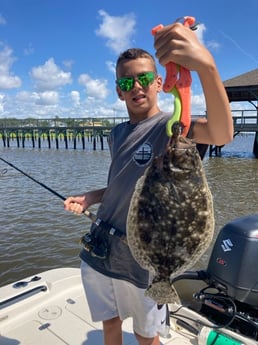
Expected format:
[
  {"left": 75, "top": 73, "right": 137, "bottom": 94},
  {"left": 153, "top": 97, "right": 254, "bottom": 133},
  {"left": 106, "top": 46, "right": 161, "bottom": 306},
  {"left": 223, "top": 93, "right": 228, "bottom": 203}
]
[{"left": 127, "top": 125, "right": 214, "bottom": 304}]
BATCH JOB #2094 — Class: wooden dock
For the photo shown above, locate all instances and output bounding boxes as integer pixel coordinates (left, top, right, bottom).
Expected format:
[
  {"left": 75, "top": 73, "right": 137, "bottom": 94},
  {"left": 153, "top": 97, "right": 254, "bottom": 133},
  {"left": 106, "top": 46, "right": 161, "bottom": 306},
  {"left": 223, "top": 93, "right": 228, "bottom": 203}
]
[
  {"left": 0, "top": 117, "right": 128, "bottom": 150},
  {"left": 0, "top": 113, "right": 257, "bottom": 156},
  {"left": 209, "top": 113, "right": 258, "bottom": 157}
]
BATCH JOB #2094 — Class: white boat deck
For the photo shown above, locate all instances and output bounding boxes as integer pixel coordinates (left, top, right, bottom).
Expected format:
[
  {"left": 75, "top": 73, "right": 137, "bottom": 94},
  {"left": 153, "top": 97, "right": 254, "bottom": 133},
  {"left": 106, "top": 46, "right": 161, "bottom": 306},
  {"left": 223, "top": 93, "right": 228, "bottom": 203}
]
[
  {"left": 0, "top": 268, "right": 196, "bottom": 344},
  {"left": 0, "top": 268, "right": 256, "bottom": 345}
]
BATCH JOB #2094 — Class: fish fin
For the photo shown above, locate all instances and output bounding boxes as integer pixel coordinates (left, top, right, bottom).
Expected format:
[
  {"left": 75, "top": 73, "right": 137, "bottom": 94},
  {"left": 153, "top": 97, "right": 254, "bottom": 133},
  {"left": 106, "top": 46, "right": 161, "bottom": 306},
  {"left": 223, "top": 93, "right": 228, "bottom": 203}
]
[{"left": 145, "top": 281, "right": 181, "bottom": 304}]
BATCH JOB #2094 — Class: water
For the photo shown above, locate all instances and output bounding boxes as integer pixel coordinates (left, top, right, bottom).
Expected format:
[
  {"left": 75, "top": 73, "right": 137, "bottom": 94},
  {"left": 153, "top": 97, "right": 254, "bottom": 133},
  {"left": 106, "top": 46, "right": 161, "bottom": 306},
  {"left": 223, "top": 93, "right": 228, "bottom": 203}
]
[{"left": 0, "top": 134, "right": 257, "bottom": 288}]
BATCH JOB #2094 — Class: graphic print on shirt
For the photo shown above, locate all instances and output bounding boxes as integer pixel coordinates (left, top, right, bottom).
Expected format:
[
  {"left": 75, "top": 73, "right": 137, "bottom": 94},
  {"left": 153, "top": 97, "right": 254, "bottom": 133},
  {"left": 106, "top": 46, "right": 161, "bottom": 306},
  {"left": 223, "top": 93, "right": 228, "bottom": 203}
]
[{"left": 133, "top": 142, "right": 153, "bottom": 167}]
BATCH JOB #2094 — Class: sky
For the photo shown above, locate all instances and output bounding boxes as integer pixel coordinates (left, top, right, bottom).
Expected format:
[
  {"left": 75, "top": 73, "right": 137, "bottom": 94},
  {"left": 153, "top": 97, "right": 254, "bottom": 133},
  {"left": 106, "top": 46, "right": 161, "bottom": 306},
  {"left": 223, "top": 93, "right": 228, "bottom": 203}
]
[{"left": 0, "top": 0, "right": 258, "bottom": 119}]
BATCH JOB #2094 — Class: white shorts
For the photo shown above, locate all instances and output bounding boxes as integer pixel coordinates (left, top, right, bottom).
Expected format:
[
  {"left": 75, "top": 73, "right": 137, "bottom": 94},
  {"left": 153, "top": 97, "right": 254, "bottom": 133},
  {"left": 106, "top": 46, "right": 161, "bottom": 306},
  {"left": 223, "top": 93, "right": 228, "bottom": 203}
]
[{"left": 80, "top": 261, "right": 166, "bottom": 338}]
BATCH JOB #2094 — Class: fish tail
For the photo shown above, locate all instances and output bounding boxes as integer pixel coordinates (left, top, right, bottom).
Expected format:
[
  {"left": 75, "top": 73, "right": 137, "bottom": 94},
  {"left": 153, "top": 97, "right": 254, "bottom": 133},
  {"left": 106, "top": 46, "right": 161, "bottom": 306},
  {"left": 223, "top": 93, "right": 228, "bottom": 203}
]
[{"left": 145, "top": 281, "right": 180, "bottom": 304}]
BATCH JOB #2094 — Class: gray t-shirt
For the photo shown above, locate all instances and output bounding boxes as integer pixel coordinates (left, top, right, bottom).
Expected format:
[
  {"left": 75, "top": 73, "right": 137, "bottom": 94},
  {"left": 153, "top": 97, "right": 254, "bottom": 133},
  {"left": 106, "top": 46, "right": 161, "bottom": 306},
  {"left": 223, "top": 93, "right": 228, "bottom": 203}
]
[{"left": 80, "top": 112, "right": 204, "bottom": 288}]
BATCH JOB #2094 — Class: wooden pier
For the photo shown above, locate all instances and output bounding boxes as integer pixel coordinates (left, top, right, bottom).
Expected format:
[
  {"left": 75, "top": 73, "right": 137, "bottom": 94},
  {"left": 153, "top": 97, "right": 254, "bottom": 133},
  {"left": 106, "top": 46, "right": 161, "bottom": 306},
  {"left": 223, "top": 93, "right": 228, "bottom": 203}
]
[
  {"left": 209, "top": 112, "right": 258, "bottom": 157},
  {"left": 0, "top": 117, "right": 128, "bottom": 150},
  {"left": 0, "top": 112, "right": 257, "bottom": 156}
]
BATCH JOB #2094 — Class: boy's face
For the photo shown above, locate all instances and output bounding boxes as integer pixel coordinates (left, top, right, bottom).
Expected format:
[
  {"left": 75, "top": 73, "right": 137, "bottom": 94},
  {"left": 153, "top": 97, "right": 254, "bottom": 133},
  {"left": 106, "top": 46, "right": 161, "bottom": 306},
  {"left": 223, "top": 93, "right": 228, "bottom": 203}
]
[{"left": 116, "top": 57, "right": 162, "bottom": 122}]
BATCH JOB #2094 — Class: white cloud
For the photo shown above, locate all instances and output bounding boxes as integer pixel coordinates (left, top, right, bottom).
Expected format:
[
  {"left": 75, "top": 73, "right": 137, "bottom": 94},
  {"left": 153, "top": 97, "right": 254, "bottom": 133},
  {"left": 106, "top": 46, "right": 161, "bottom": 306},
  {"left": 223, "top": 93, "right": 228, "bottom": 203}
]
[
  {"left": 30, "top": 57, "right": 72, "bottom": 91},
  {"left": 158, "top": 91, "right": 206, "bottom": 116},
  {"left": 71, "top": 90, "right": 80, "bottom": 106},
  {"left": 0, "top": 14, "right": 6, "bottom": 25},
  {"left": 24, "top": 43, "right": 34, "bottom": 56},
  {"left": 0, "top": 44, "right": 22, "bottom": 89},
  {"left": 16, "top": 91, "right": 39, "bottom": 102},
  {"left": 63, "top": 59, "right": 74, "bottom": 69},
  {"left": 96, "top": 10, "right": 136, "bottom": 54},
  {"left": 0, "top": 93, "right": 5, "bottom": 113},
  {"left": 112, "top": 98, "right": 127, "bottom": 116},
  {"left": 106, "top": 60, "right": 116, "bottom": 75},
  {"left": 206, "top": 40, "right": 220, "bottom": 51},
  {"left": 196, "top": 23, "right": 221, "bottom": 52},
  {"left": 0, "top": 11, "right": 211, "bottom": 119},
  {"left": 195, "top": 23, "right": 206, "bottom": 44},
  {"left": 35, "top": 91, "right": 59, "bottom": 105},
  {"left": 191, "top": 94, "right": 206, "bottom": 114},
  {"left": 0, "top": 74, "right": 21, "bottom": 89},
  {"left": 158, "top": 96, "right": 174, "bottom": 113},
  {"left": 16, "top": 90, "right": 59, "bottom": 106},
  {"left": 78, "top": 73, "right": 108, "bottom": 100}
]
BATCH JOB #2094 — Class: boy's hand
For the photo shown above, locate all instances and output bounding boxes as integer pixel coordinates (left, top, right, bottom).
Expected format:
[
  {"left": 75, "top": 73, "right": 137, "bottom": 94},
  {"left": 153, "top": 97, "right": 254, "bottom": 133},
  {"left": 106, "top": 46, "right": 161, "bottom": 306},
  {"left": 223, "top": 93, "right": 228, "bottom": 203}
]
[
  {"left": 64, "top": 195, "right": 88, "bottom": 214},
  {"left": 153, "top": 22, "right": 215, "bottom": 73}
]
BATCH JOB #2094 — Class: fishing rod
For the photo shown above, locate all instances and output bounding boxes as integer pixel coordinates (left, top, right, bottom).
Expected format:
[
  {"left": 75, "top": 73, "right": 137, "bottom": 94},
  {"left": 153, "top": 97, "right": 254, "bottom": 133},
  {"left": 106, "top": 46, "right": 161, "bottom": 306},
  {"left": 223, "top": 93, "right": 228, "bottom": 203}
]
[
  {"left": 0, "top": 156, "right": 126, "bottom": 260},
  {"left": 0, "top": 156, "right": 98, "bottom": 223}
]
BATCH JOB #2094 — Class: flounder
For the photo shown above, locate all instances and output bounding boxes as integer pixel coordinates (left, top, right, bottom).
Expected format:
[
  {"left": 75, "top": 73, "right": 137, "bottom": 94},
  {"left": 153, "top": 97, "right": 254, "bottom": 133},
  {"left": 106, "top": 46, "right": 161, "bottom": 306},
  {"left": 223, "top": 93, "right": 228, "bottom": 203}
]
[{"left": 127, "top": 122, "right": 214, "bottom": 304}]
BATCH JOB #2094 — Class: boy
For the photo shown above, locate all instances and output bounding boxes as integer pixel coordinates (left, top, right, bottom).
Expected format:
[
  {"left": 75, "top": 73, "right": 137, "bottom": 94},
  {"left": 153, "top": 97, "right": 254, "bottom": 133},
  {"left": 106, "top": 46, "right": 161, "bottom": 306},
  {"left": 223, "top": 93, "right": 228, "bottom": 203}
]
[{"left": 64, "top": 22, "right": 233, "bottom": 345}]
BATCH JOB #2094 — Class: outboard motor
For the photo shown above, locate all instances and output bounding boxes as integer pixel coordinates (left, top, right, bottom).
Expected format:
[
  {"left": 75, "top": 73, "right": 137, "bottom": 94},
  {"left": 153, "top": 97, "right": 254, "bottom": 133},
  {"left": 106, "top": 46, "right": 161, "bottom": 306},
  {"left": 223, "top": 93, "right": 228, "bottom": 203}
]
[
  {"left": 207, "top": 214, "right": 258, "bottom": 307},
  {"left": 171, "top": 215, "right": 258, "bottom": 341},
  {"left": 189, "top": 214, "right": 258, "bottom": 341}
]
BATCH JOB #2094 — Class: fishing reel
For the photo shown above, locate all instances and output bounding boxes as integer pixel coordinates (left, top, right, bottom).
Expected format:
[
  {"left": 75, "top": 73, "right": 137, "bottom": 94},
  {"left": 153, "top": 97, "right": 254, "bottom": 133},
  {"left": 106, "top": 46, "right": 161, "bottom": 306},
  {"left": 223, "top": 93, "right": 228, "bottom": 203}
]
[{"left": 80, "top": 231, "right": 108, "bottom": 259}]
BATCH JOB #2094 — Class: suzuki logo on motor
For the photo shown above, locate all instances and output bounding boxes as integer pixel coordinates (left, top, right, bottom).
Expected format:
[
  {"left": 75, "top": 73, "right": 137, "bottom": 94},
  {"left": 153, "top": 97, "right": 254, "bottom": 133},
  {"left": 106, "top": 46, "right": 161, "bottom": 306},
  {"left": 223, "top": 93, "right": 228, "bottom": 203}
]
[{"left": 221, "top": 239, "right": 233, "bottom": 252}]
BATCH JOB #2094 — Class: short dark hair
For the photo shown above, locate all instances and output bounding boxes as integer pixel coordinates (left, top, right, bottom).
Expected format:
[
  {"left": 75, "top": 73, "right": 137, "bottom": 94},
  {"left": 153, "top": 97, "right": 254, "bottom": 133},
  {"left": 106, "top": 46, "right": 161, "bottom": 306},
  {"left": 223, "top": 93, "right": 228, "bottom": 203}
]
[{"left": 116, "top": 48, "right": 157, "bottom": 76}]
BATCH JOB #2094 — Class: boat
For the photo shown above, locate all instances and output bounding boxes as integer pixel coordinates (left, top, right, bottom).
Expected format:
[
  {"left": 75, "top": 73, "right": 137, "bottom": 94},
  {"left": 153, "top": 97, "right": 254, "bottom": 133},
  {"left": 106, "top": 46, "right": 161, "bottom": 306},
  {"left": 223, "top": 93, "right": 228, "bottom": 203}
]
[
  {"left": 0, "top": 267, "right": 255, "bottom": 345},
  {"left": 1, "top": 214, "right": 258, "bottom": 345}
]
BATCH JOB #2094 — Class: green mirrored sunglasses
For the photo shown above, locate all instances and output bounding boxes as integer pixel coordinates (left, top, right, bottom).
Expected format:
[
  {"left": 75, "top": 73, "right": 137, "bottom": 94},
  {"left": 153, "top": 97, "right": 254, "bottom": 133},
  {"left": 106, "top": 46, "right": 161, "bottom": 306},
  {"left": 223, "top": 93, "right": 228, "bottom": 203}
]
[{"left": 116, "top": 71, "right": 156, "bottom": 92}]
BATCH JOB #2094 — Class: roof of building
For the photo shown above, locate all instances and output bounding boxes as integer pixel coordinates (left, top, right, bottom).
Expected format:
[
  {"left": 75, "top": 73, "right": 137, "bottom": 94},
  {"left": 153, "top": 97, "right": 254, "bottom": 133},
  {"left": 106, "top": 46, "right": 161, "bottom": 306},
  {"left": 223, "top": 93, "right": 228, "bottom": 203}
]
[{"left": 223, "top": 68, "right": 258, "bottom": 102}]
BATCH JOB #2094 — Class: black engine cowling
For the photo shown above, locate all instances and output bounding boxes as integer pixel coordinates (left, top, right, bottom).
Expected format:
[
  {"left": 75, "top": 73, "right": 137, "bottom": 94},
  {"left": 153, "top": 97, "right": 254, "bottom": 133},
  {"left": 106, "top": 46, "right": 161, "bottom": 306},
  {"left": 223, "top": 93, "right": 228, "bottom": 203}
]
[{"left": 207, "top": 214, "right": 258, "bottom": 308}]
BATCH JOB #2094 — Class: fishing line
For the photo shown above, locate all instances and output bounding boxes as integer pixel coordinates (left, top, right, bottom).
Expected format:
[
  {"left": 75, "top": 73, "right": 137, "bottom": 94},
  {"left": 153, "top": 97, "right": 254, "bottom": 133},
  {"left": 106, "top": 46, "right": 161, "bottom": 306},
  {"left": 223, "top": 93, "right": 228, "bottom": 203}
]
[{"left": 0, "top": 156, "right": 97, "bottom": 223}]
